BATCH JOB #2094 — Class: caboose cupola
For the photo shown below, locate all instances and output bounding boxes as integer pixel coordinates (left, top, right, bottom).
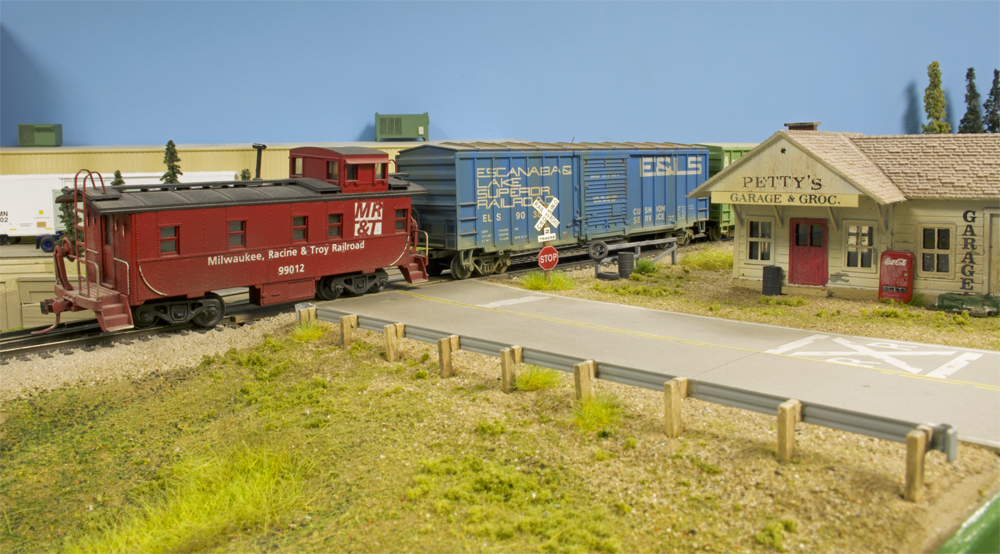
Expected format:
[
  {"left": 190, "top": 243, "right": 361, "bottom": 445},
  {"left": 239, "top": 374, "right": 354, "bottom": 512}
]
[{"left": 290, "top": 146, "right": 390, "bottom": 192}]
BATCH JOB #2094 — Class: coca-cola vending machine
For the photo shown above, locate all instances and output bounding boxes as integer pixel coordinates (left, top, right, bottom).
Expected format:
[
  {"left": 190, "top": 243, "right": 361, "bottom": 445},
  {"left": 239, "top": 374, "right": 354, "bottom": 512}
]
[{"left": 879, "top": 251, "right": 915, "bottom": 303}]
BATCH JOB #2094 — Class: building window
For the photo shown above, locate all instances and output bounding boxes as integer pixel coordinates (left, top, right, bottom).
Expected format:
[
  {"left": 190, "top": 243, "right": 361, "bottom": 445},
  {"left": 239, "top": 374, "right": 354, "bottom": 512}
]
[
  {"left": 346, "top": 164, "right": 357, "bottom": 181},
  {"left": 747, "top": 219, "right": 772, "bottom": 262},
  {"left": 845, "top": 223, "right": 875, "bottom": 269},
  {"left": 394, "top": 209, "right": 407, "bottom": 232},
  {"left": 292, "top": 216, "right": 308, "bottom": 242},
  {"left": 328, "top": 214, "right": 342, "bottom": 238},
  {"left": 327, "top": 161, "right": 338, "bottom": 181},
  {"left": 292, "top": 158, "right": 303, "bottom": 176},
  {"left": 160, "top": 226, "right": 178, "bottom": 254},
  {"left": 921, "top": 227, "right": 952, "bottom": 273},
  {"left": 228, "top": 221, "right": 245, "bottom": 248}
]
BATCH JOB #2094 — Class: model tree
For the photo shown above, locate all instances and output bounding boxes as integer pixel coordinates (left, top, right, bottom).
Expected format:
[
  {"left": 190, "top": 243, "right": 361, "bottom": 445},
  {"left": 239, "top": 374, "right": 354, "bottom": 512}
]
[
  {"left": 58, "top": 198, "right": 77, "bottom": 249},
  {"left": 110, "top": 170, "right": 125, "bottom": 187},
  {"left": 959, "top": 68, "right": 984, "bottom": 133},
  {"left": 240, "top": 169, "right": 252, "bottom": 180},
  {"left": 922, "top": 61, "right": 951, "bottom": 134},
  {"left": 985, "top": 69, "right": 1000, "bottom": 133},
  {"left": 161, "top": 140, "right": 183, "bottom": 184}
]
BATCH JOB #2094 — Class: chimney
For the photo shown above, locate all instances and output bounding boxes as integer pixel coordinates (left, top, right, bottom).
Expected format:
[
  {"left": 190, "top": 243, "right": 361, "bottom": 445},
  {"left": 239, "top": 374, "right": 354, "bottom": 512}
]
[{"left": 785, "top": 122, "right": 821, "bottom": 131}]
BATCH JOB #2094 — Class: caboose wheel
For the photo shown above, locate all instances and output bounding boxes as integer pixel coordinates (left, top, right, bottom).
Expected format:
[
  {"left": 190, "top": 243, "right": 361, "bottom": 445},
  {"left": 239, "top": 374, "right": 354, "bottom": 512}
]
[
  {"left": 192, "top": 294, "right": 225, "bottom": 328},
  {"left": 450, "top": 256, "right": 473, "bottom": 280},
  {"left": 132, "top": 305, "right": 158, "bottom": 329},
  {"left": 317, "top": 277, "right": 343, "bottom": 300}
]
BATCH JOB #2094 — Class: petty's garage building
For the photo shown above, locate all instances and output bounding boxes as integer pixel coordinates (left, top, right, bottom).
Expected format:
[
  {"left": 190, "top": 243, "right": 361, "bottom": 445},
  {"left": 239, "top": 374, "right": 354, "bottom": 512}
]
[{"left": 689, "top": 123, "right": 1000, "bottom": 301}]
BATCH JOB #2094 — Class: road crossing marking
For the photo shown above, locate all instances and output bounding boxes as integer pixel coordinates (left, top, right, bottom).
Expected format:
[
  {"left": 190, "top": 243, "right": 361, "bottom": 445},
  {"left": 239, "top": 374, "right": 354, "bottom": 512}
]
[{"left": 478, "top": 296, "right": 549, "bottom": 309}]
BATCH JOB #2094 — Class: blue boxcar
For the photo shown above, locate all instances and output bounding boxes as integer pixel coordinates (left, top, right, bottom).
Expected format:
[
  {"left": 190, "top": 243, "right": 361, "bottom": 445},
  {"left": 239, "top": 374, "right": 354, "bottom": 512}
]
[{"left": 395, "top": 141, "right": 709, "bottom": 278}]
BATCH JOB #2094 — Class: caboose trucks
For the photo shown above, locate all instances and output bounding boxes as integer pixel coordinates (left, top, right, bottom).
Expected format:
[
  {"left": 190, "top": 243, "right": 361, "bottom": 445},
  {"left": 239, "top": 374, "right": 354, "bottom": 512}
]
[{"left": 37, "top": 148, "right": 429, "bottom": 334}]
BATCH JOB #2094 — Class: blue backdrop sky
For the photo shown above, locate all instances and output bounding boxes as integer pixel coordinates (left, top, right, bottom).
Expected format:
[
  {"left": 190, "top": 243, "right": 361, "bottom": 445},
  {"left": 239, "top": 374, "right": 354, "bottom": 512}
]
[{"left": 1, "top": 1, "right": 998, "bottom": 147}]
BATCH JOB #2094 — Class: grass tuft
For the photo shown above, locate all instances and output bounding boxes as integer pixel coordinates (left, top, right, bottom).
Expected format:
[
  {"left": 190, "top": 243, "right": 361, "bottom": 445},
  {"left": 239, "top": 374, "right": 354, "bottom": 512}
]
[
  {"left": 758, "top": 295, "right": 808, "bottom": 307},
  {"left": 291, "top": 320, "right": 326, "bottom": 343},
  {"left": 516, "top": 365, "right": 563, "bottom": 391},
  {"left": 680, "top": 249, "right": 733, "bottom": 271},
  {"left": 520, "top": 270, "right": 575, "bottom": 291},
  {"left": 66, "top": 444, "right": 312, "bottom": 554},
  {"left": 633, "top": 258, "right": 659, "bottom": 275},
  {"left": 754, "top": 519, "right": 798, "bottom": 552},
  {"left": 571, "top": 392, "right": 624, "bottom": 434}
]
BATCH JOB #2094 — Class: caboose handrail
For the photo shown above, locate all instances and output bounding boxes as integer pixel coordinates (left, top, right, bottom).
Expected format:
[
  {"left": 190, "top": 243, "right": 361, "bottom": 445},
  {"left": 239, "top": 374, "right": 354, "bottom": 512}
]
[{"left": 72, "top": 169, "right": 106, "bottom": 301}]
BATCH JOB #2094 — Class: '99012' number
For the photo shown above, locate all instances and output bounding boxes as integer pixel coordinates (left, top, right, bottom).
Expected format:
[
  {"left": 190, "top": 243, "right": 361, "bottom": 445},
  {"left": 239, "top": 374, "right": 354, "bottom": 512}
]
[{"left": 278, "top": 264, "right": 305, "bottom": 276}]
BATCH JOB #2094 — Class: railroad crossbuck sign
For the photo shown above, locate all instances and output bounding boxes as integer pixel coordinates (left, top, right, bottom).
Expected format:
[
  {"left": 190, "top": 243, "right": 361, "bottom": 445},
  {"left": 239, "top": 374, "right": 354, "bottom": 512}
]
[
  {"left": 533, "top": 198, "right": 559, "bottom": 243},
  {"left": 538, "top": 245, "right": 559, "bottom": 271}
]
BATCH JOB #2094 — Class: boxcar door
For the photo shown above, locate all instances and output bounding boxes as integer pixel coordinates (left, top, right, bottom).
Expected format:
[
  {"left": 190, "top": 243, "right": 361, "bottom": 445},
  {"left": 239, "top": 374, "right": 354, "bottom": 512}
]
[
  {"left": 788, "top": 218, "right": 828, "bottom": 286},
  {"left": 582, "top": 157, "right": 628, "bottom": 239}
]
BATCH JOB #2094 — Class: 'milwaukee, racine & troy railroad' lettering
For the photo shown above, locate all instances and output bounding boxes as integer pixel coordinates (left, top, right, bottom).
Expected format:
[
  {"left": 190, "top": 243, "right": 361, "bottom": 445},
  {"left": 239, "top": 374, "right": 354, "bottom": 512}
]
[
  {"left": 743, "top": 175, "right": 823, "bottom": 190},
  {"left": 206, "top": 242, "right": 366, "bottom": 267}
]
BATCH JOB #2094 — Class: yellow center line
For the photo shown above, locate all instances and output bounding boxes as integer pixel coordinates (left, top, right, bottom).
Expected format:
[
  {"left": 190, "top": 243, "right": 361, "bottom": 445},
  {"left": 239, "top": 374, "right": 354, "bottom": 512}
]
[{"left": 398, "top": 290, "right": 1000, "bottom": 392}]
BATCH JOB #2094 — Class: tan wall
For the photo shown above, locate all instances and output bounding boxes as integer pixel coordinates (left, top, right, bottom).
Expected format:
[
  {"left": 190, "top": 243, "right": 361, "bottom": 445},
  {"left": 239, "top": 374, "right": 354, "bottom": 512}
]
[
  {"left": 730, "top": 198, "right": 998, "bottom": 299},
  {"left": 0, "top": 141, "right": 431, "bottom": 180},
  {"left": 0, "top": 258, "right": 90, "bottom": 330}
]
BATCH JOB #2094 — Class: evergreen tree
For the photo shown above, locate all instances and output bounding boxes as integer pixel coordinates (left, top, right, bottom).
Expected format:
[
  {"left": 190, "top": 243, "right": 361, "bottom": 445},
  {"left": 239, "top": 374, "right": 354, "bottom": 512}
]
[
  {"left": 985, "top": 69, "right": 1000, "bottom": 133},
  {"left": 58, "top": 196, "right": 77, "bottom": 248},
  {"left": 110, "top": 170, "right": 125, "bottom": 187},
  {"left": 240, "top": 169, "right": 252, "bottom": 180},
  {"left": 161, "top": 140, "right": 183, "bottom": 184},
  {"left": 922, "top": 61, "right": 951, "bottom": 134},
  {"left": 959, "top": 68, "right": 984, "bottom": 133}
]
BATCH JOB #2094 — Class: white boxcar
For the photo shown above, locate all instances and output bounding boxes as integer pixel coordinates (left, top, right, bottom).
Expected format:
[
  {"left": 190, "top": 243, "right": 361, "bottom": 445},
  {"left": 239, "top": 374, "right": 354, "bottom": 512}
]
[{"left": 0, "top": 171, "right": 237, "bottom": 249}]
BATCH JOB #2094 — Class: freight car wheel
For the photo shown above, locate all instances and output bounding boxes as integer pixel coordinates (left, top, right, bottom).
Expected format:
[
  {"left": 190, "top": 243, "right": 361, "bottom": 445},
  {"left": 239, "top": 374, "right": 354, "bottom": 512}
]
[
  {"left": 707, "top": 226, "right": 721, "bottom": 242},
  {"left": 0, "top": 235, "right": 9, "bottom": 245},
  {"left": 450, "top": 256, "right": 473, "bottom": 280},
  {"left": 192, "top": 294, "right": 225, "bottom": 328},
  {"left": 494, "top": 259, "right": 511, "bottom": 274}
]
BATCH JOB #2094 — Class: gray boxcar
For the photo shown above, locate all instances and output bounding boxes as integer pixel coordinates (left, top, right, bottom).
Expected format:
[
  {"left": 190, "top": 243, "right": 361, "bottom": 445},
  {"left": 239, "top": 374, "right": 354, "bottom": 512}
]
[{"left": 396, "top": 141, "right": 708, "bottom": 278}]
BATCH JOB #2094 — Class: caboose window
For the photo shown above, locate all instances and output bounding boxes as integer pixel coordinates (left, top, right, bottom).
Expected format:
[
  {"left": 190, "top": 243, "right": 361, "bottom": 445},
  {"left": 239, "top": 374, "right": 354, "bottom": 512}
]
[
  {"left": 292, "top": 158, "right": 303, "bottom": 176},
  {"left": 328, "top": 214, "right": 342, "bottom": 238},
  {"left": 346, "top": 164, "right": 357, "bottom": 181},
  {"left": 394, "top": 209, "right": 407, "bottom": 232},
  {"left": 228, "top": 220, "right": 245, "bottom": 248},
  {"left": 327, "top": 161, "right": 339, "bottom": 181},
  {"left": 292, "top": 216, "right": 308, "bottom": 242},
  {"left": 375, "top": 164, "right": 384, "bottom": 180},
  {"left": 160, "top": 226, "right": 178, "bottom": 254}
]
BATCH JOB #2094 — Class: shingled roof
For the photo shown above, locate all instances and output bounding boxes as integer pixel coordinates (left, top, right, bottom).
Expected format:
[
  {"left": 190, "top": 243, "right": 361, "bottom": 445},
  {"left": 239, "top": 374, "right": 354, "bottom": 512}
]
[{"left": 784, "top": 131, "right": 999, "bottom": 201}]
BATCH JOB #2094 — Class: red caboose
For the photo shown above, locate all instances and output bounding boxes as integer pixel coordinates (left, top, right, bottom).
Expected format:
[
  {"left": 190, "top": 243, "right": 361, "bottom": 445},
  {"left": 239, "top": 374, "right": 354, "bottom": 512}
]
[{"left": 39, "top": 147, "right": 428, "bottom": 333}]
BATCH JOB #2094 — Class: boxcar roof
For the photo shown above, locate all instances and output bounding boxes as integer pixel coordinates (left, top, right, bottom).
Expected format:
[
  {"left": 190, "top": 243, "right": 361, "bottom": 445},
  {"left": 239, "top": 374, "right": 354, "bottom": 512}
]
[
  {"left": 72, "top": 177, "right": 425, "bottom": 214},
  {"left": 404, "top": 141, "right": 701, "bottom": 153}
]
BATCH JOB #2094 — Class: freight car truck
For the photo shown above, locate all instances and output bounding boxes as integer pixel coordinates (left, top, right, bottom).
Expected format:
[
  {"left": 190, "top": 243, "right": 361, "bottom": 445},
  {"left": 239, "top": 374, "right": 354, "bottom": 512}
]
[
  {"left": 693, "top": 143, "right": 758, "bottom": 241},
  {"left": 396, "top": 141, "right": 709, "bottom": 278},
  {"left": 0, "top": 172, "right": 237, "bottom": 251}
]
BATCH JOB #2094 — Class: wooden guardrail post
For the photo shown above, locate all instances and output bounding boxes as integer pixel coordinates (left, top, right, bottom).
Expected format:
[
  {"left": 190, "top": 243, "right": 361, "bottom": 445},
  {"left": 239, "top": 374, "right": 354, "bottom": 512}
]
[
  {"left": 438, "top": 335, "right": 459, "bottom": 378},
  {"left": 574, "top": 360, "right": 596, "bottom": 401},
  {"left": 339, "top": 315, "right": 358, "bottom": 348},
  {"left": 296, "top": 306, "right": 317, "bottom": 323},
  {"left": 664, "top": 377, "right": 688, "bottom": 438},
  {"left": 383, "top": 323, "right": 404, "bottom": 362},
  {"left": 777, "top": 399, "right": 802, "bottom": 463},
  {"left": 905, "top": 425, "right": 934, "bottom": 502},
  {"left": 500, "top": 346, "right": 523, "bottom": 394}
]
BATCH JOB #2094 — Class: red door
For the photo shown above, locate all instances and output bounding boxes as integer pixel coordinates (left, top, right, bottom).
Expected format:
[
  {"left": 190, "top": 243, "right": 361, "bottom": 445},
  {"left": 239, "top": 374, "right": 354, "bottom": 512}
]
[
  {"left": 101, "top": 215, "right": 115, "bottom": 288},
  {"left": 789, "top": 218, "right": 828, "bottom": 286}
]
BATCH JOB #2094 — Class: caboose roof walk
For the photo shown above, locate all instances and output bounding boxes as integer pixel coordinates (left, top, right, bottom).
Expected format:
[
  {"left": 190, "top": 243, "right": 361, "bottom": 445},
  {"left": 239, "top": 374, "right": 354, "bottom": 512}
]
[{"left": 65, "top": 177, "right": 426, "bottom": 215}]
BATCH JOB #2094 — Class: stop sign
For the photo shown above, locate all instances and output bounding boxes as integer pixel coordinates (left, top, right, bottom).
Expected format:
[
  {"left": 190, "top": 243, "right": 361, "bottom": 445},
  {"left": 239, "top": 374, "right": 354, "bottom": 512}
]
[{"left": 538, "top": 246, "right": 559, "bottom": 271}]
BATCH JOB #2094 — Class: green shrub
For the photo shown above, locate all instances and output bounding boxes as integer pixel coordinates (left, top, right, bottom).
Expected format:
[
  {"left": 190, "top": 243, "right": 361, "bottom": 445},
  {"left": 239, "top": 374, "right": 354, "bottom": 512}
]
[
  {"left": 633, "top": 258, "right": 659, "bottom": 275},
  {"left": 520, "top": 271, "right": 575, "bottom": 291},
  {"left": 680, "top": 249, "right": 733, "bottom": 271},
  {"left": 516, "top": 365, "right": 562, "bottom": 391}
]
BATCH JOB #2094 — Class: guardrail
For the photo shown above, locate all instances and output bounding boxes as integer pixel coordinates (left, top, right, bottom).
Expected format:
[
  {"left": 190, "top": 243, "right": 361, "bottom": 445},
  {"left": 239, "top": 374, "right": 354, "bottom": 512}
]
[
  {"left": 587, "top": 237, "right": 677, "bottom": 278},
  {"left": 299, "top": 304, "right": 958, "bottom": 502}
]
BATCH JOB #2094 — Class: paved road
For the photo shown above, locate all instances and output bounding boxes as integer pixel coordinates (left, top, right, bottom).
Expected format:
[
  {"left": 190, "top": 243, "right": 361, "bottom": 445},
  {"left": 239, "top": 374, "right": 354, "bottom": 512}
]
[{"left": 325, "top": 279, "right": 1000, "bottom": 449}]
